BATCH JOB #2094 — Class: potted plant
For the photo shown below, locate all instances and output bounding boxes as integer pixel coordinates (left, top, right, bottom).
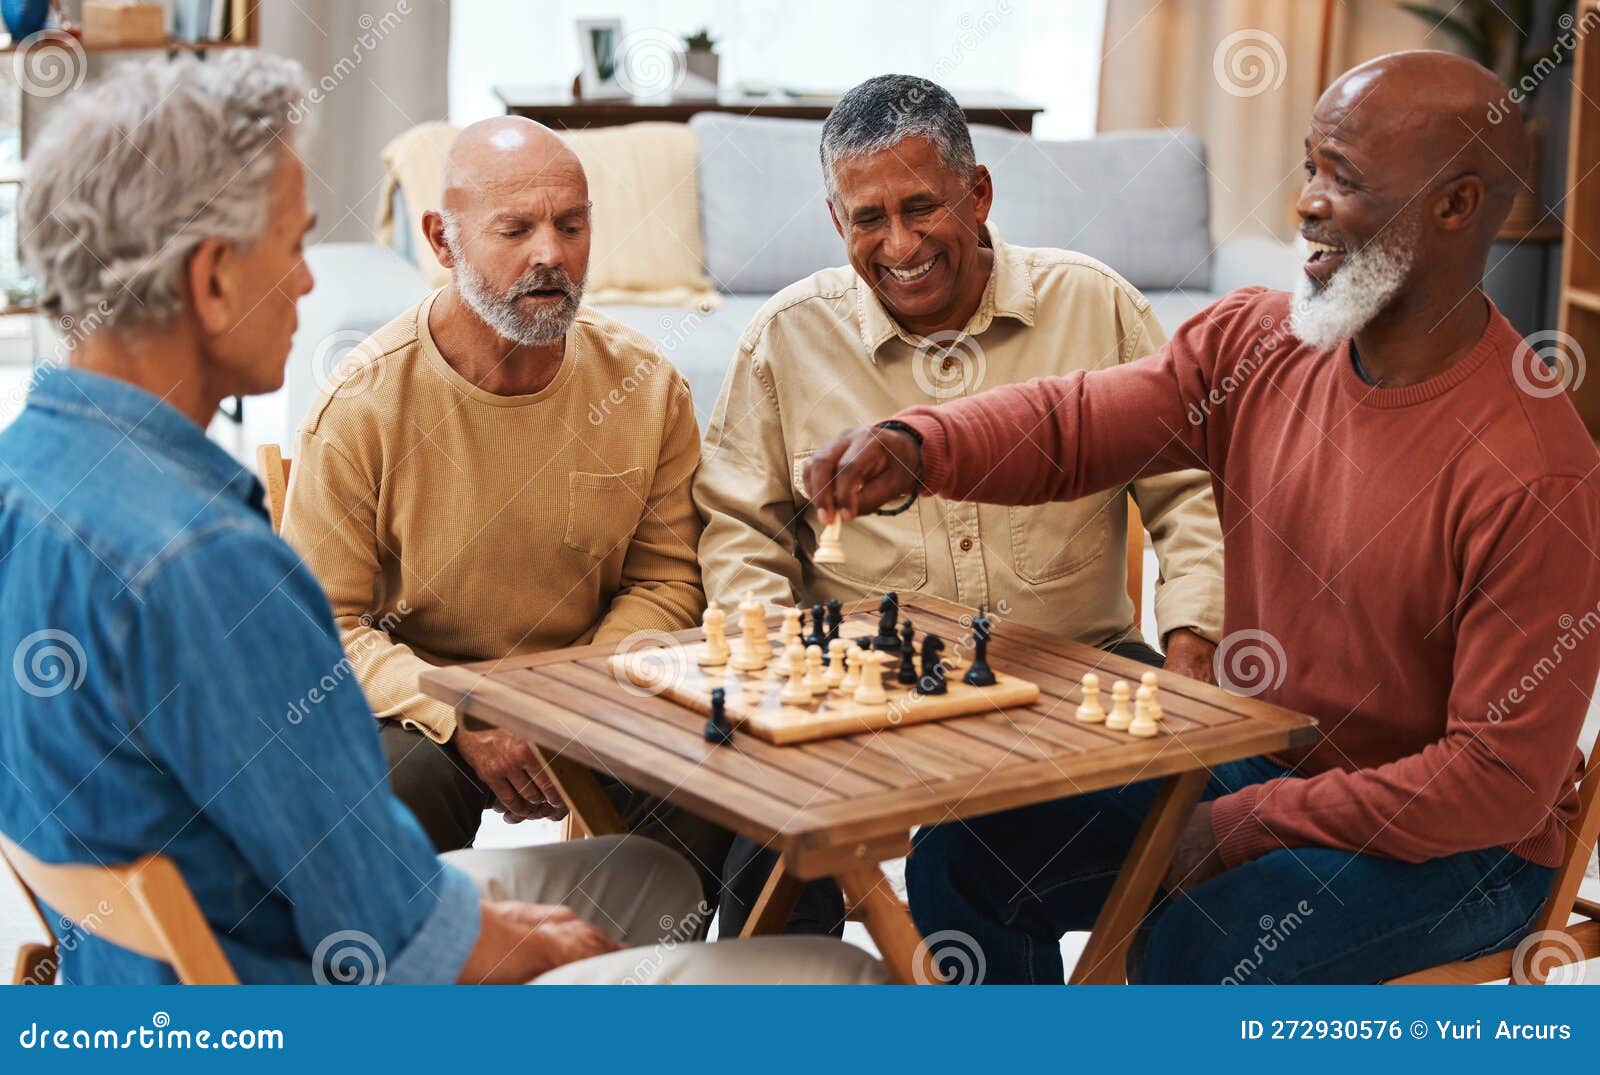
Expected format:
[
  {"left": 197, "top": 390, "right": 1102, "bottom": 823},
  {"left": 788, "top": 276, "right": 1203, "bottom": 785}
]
[
  {"left": 1398, "top": 0, "right": 1577, "bottom": 234},
  {"left": 683, "top": 27, "right": 718, "bottom": 88}
]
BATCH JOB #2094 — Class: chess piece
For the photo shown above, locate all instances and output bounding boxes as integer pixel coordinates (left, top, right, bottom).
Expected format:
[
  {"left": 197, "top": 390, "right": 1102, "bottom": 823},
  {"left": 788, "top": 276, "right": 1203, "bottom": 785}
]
[
  {"left": 840, "top": 645, "right": 863, "bottom": 694},
  {"left": 781, "top": 607, "right": 803, "bottom": 650},
  {"left": 806, "top": 603, "right": 828, "bottom": 650},
  {"left": 814, "top": 516, "right": 846, "bottom": 564},
  {"left": 698, "top": 603, "right": 730, "bottom": 666},
  {"left": 853, "top": 646, "right": 889, "bottom": 705},
  {"left": 732, "top": 593, "right": 771, "bottom": 671},
  {"left": 1106, "top": 679, "right": 1134, "bottom": 731},
  {"left": 804, "top": 644, "right": 826, "bottom": 694},
  {"left": 1129, "top": 685, "right": 1160, "bottom": 738},
  {"left": 1141, "top": 671, "right": 1159, "bottom": 706},
  {"left": 916, "top": 634, "right": 948, "bottom": 695},
  {"left": 1074, "top": 672, "right": 1105, "bottom": 723},
  {"left": 896, "top": 633, "right": 918, "bottom": 685},
  {"left": 703, "top": 687, "right": 734, "bottom": 744},
  {"left": 780, "top": 639, "right": 811, "bottom": 704},
  {"left": 824, "top": 599, "right": 843, "bottom": 646},
  {"left": 875, "top": 592, "right": 901, "bottom": 651},
  {"left": 962, "top": 611, "right": 997, "bottom": 687},
  {"left": 824, "top": 638, "right": 848, "bottom": 689}
]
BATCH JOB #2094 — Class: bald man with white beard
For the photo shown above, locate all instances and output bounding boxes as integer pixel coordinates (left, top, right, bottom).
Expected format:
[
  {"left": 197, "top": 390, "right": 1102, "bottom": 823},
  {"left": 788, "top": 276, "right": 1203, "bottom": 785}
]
[{"left": 282, "top": 118, "right": 734, "bottom": 902}]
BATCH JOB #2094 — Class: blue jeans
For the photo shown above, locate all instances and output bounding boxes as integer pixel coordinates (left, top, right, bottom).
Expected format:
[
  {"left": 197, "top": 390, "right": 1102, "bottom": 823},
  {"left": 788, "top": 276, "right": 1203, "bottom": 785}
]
[{"left": 907, "top": 756, "right": 1555, "bottom": 983}]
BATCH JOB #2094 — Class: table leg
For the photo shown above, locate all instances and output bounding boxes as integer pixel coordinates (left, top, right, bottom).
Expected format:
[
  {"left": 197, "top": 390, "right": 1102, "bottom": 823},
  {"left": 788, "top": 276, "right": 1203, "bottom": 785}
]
[
  {"left": 1069, "top": 768, "right": 1209, "bottom": 985},
  {"left": 534, "top": 749, "right": 626, "bottom": 837},
  {"left": 836, "top": 865, "right": 928, "bottom": 985},
  {"left": 740, "top": 856, "right": 804, "bottom": 938}
]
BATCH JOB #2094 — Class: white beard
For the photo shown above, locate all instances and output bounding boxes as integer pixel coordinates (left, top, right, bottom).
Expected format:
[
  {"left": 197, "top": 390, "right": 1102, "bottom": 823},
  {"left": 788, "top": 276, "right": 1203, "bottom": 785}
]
[
  {"left": 452, "top": 253, "right": 584, "bottom": 347},
  {"left": 1289, "top": 224, "right": 1416, "bottom": 352}
]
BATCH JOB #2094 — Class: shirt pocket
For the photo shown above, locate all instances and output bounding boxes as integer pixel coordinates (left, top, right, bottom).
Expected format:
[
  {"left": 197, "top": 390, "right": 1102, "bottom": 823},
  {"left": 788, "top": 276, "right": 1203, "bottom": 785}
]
[
  {"left": 563, "top": 468, "right": 647, "bottom": 558},
  {"left": 791, "top": 450, "right": 927, "bottom": 590},
  {"left": 1007, "top": 493, "right": 1114, "bottom": 583}
]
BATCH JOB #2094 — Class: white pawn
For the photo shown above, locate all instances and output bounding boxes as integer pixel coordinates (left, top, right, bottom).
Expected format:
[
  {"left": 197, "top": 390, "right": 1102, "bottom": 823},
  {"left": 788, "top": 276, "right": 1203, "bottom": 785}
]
[
  {"left": 853, "top": 648, "right": 889, "bottom": 706},
  {"left": 1141, "top": 671, "right": 1160, "bottom": 703},
  {"left": 804, "top": 644, "right": 826, "bottom": 694},
  {"left": 1106, "top": 679, "right": 1134, "bottom": 731},
  {"left": 780, "top": 607, "right": 803, "bottom": 649},
  {"left": 814, "top": 517, "right": 846, "bottom": 564},
  {"left": 840, "top": 646, "right": 863, "bottom": 695},
  {"left": 1074, "top": 672, "right": 1105, "bottom": 723},
  {"left": 1130, "top": 685, "right": 1161, "bottom": 738},
  {"left": 732, "top": 593, "right": 770, "bottom": 671},
  {"left": 824, "top": 639, "right": 848, "bottom": 689},
  {"left": 780, "top": 639, "right": 811, "bottom": 705},
  {"left": 698, "top": 603, "right": 730, "bottom": 666}
]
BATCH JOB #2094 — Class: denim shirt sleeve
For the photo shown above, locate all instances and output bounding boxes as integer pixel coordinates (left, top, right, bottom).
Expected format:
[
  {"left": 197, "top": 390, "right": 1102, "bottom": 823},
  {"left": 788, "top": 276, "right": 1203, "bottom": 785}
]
[{"left": 122, "top": 521, "right": 480, "bottom": 984}]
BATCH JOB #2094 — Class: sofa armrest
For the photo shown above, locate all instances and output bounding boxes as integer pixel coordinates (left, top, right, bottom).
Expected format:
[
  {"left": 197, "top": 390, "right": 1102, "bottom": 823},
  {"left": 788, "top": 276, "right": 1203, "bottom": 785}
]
[{"left": 1209, "top": 235, "right": 1303, "bottom": 296}]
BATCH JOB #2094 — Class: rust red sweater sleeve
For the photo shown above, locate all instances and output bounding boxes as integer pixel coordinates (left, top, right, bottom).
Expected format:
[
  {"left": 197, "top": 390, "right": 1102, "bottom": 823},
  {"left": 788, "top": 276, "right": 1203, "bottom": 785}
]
[
  {"left": 897, "top": 288, "right": 1271, "bottom": 504},
  {"left": 1209, "top": 477, "right": 1600, "bottom": 867}
]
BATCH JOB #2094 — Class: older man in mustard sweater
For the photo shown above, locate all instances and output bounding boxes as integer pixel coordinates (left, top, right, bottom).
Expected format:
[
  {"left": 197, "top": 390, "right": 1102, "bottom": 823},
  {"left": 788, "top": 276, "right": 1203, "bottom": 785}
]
[{"left": 283, "top": 119, "right": 724, "bottom": 897}]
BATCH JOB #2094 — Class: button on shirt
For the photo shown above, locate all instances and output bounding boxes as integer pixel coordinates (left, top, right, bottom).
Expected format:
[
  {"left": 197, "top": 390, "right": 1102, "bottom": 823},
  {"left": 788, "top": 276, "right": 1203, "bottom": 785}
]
[
  {"left": 0, "top": 367, "right": 477, "bottom": 984},
  {"left": 694, "top": 229, "right": 1225, "bottom": 645}
]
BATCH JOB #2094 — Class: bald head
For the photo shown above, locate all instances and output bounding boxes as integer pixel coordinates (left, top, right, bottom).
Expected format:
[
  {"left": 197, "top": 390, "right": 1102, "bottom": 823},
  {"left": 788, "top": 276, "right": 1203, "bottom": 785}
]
[
  {"left": 441, "top": 116, "right": 587, "bottom": 216},
  {"left": 1315, "top": 50, "right": 1528, "bottom": 227},
  {"left": 424, "top": 116, "right": 592, "bottom": 349}
]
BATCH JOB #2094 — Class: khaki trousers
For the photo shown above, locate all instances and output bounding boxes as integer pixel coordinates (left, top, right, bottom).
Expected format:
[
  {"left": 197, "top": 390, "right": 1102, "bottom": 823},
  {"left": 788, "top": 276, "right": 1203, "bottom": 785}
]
[{"left": 443, "top": 835, "right": 886, "bottom": 985}]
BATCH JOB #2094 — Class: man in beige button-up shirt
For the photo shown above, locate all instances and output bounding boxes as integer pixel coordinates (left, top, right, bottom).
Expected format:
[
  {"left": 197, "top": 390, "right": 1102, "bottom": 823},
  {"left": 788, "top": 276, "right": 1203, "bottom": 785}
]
[{"left": 693, "top": 75, "right": 1226, "bottom": 937}]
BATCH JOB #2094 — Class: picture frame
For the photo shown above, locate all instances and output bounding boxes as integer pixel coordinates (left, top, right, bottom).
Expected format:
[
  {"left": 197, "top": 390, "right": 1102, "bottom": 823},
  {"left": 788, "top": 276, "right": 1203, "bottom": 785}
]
[{"left": 575, "top": 17, "right": 629, "bottom": 100}]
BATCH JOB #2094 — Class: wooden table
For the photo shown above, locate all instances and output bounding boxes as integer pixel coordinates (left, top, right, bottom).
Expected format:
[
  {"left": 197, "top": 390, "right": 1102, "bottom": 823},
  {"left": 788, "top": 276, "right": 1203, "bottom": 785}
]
[
  {"left": 494, "top": 84, "right": 1045, "bottom": 132},
  {"left": 420, "top": 593, "right": 1317, "bottom": 984}
]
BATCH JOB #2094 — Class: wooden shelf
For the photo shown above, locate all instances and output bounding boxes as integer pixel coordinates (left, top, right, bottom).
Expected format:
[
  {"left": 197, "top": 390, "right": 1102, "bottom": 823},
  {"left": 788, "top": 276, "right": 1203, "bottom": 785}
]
[
  {"left": 0, "top": 36, "right": 253, "bottom": 55},
  {"left": 1567, "top": 287, "right": 1600, "bottom": 315},
  {"left": 1, "top": 303, "right": 38, "bottom": 318},
  {"left": 1557, "top": 0, "right": 1600, "bottom": 439}
]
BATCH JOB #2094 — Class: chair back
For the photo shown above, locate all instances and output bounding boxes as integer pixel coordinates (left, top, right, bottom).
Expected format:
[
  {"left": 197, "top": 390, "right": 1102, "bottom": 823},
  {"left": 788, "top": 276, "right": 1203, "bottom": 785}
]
[
  {"left": 0, "top": 830, "right": 238, "bottom": 985},
  {"left": 257, "top": 443, "right": 291, "bottom": 534}
]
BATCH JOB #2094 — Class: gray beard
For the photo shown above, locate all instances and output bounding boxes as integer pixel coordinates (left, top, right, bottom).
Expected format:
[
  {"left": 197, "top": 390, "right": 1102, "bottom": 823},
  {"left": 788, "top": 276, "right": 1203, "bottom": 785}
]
[
  {"left": 454, "top": 258, "right": 584, "bottom": 347},
  {"left": 1289, "top": 226, "right": 1415, "bottom": 352}
]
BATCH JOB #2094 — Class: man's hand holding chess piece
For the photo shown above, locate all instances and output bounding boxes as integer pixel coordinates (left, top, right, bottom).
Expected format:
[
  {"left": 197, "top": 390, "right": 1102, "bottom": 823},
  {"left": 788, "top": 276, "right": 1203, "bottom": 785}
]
[{"left": 804, "top": 422, "right": 1216, "bottom": 684}]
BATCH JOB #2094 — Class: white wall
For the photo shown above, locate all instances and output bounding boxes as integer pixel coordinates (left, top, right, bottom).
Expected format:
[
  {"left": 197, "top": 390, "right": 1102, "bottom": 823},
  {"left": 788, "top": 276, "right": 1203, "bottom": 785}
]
[{"left": 449, "top": 0, "right": 1105, "bottom": 139}]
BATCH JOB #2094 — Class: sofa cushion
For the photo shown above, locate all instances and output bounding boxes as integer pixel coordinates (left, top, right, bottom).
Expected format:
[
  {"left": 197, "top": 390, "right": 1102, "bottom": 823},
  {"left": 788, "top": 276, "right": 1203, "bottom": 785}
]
[
  {"left": 691, "top": 114, "right": 839, "bottom": 294},
  {"left": 692, "top": 113, "right": 1213, "bottom": 294},
  {"left": 974, "top": 128, "right": 1214, "bottom": 292}
]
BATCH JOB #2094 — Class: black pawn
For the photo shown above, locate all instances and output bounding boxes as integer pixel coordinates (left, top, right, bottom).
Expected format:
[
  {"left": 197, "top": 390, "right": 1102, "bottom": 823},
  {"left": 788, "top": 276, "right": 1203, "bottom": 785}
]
[
  {"left": 917, "top": 634, "right": 947, "bottom": 695},
  {"left": 703, "top": 687, "right": 734, "bottom": 745},
  {"left": 806, "top": 602, "right": 828, "bottom": 650},
  {"left": 896, "top": 629, "right": 918, "bottom": 686},
  {"left": 824, "top": 599, "right": 843, "bottom": 645},
  {"left": 875, "top": 591, "right": 901, "bottom": 651},
  {"left": 963, "top": 613, "right": 997, "bottom": 688}
]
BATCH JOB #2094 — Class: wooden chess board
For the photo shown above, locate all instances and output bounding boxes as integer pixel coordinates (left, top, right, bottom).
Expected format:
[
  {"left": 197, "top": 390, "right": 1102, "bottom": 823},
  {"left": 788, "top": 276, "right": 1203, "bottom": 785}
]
[{"left": 608, "top": 616, "right": 1039, "bottom": 745}]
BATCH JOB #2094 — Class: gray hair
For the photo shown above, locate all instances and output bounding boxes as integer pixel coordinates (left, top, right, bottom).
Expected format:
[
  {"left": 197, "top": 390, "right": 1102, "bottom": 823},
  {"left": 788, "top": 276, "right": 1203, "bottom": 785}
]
[
  {"left": 819, "top": 75, "right": 975, "bottom": 198},
  {"left": 20, "top": 50, "right": 309, "bottom": 331}
]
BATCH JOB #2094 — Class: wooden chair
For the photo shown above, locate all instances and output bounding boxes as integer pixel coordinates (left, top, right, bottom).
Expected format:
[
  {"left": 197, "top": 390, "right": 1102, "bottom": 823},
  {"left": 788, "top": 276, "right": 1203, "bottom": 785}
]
[
  {"left": 1387, "top": 740, "right": 1600, "bottom": 984},
  {"left": 0, "top": 830, "right": 238, "bottom": 985},
  {"left": 1125, "top": 494, "right": 1144, "bottom": 627},
  {"left": 256, "top": 443, "right": 291, "bottom": 534}
]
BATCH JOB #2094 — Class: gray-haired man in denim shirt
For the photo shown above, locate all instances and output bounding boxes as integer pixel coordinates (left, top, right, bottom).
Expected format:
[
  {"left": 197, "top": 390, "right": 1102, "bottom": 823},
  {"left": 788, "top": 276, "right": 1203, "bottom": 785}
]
[{"left": 0, "top": 52, "right": 880, "bottom": 986}]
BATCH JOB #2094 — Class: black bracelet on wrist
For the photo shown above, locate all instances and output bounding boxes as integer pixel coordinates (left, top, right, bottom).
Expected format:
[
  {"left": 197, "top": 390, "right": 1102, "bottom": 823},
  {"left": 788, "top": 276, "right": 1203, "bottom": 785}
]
[{"left": 872, "top": 420, "right": 925, "bottom": 516}]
